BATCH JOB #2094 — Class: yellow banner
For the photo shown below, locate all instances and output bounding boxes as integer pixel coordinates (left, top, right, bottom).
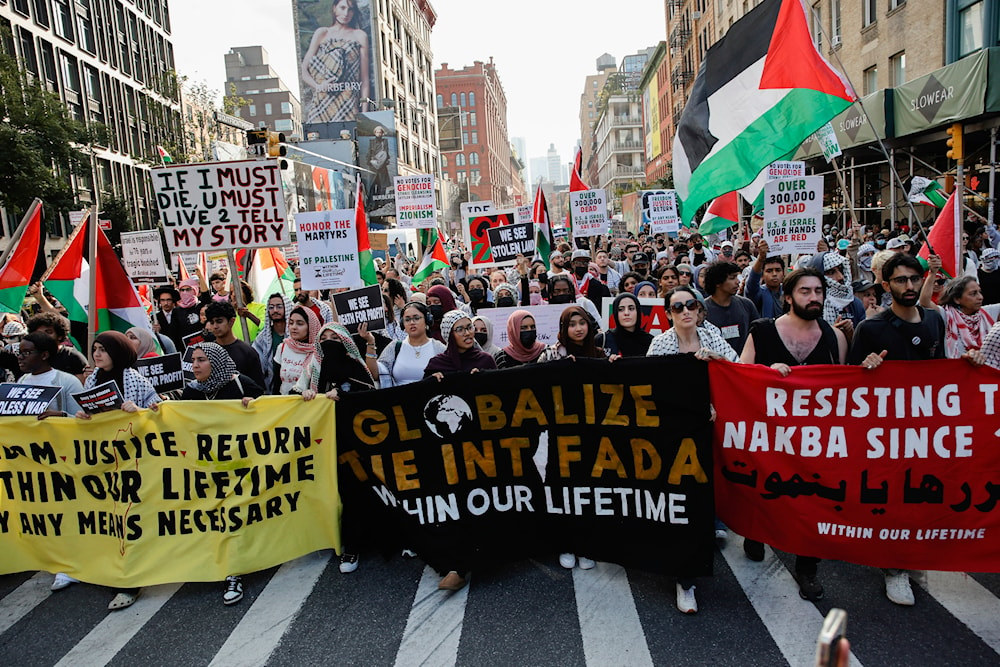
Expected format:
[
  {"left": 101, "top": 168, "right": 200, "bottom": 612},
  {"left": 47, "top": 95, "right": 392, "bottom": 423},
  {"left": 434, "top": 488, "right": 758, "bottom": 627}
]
[{"left": 0, "top": 396, "right": 340, "bottom": 587}]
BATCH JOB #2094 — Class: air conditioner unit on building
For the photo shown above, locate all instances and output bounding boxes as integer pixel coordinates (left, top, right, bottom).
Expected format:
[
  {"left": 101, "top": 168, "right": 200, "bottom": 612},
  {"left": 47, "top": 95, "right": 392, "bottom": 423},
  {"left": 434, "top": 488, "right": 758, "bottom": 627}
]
[
  {"left": 831, "top": 35, "right": 841, "bottom": 46},
  {"left": 692, "top": 10, "right": 702, "bottom": 18}
]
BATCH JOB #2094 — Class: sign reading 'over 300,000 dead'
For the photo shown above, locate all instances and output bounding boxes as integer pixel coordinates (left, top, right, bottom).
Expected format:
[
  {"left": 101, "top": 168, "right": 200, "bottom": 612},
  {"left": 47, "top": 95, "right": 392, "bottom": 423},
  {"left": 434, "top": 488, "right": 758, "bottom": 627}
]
[{"left": 152, "top": 160, "right": 289, "bottom": 253}]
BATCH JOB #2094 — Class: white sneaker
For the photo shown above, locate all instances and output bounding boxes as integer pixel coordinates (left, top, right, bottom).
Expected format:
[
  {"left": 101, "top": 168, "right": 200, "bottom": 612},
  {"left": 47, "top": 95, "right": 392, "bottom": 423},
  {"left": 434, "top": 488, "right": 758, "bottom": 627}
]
[
  {"left": 558, "top": 553, "right": 577, "bottom": 569},
  {"left": 885, "top": 571, "right": 915, "bottom": 606},
  {"left": 51, "top": 573, "right": 79, "bottom": 591},
  {"left": 676, "top": 583, "right": 698, "bottom": 614},
  {"left": 577, "top": 556, "right": 596, "bottom": 570},
  {"left": 715, "top": 528, "right": 728, "bottom": 542}
]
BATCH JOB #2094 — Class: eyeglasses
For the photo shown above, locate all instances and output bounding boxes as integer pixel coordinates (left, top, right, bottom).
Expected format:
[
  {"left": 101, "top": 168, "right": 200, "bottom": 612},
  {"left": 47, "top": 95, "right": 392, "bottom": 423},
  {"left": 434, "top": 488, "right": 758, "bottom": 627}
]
[
  {"left": 669, "top": 299, "right": 700, "bottom": 313},
  {"left": 889, "top": 275, "right": 923, "bottom": 286},
  {"left": 15, "top": 349, "right": 38, "bottom": 358},
  {"left": 179, "top": 287, "right": 195, "bottom": 292},
  {"left": 935, "top": 278, "right": 947, "bottom": 286},
  {"left": 678, "top": 271, "right": 692, "bottom": 277},
  {"left": 452, "top": 324, "right": 474, "bottom": 334},
  {"left": 402, "top": 315, "right": 425, "bottom": 323}
]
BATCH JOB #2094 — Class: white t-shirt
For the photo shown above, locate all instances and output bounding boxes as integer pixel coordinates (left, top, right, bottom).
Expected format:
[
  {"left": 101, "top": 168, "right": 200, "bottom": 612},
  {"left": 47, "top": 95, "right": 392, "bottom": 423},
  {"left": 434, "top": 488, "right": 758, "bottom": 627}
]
[
  {"left": 392, "top": 340, "right": 438, "bottom": 385},
  {"left": 274, "top": 343, "right": 312, "bottom": 395},
  {"left": 17, "top": 368, "right": 84, "bottom": 415}
]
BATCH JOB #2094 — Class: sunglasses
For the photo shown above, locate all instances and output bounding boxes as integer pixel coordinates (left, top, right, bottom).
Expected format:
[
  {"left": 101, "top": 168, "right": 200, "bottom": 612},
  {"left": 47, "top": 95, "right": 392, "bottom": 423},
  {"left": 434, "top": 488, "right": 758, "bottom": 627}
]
[
  {"left": 678, "top": 271, "right": 692, "bottom": 277},
  {"left": 669, "top": 299, "right": 700, "bottom": 313},
  {"left": 935, "top": 278, "right": 947, "bottom": 286}
]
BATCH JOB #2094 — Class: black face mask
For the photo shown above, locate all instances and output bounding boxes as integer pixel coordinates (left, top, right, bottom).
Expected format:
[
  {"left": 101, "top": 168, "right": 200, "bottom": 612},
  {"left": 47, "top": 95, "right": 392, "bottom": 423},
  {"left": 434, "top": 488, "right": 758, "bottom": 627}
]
[
  {"left": 549, "top": 293, "right": 573, "bottom": 304},
  {"left": 519, "top": 330, "right": 537, "bottom": 347},
  {"left": 428, "top": 304, "right": 444, "bottom": 322},
  {"left": 468, "top": 288, "right": 485, "bottom": 303},
  {"left": 474, "top": 332, "right": 488, "bottom": 346},
  {"left": 573, "top": 265, "right": 588, "bottom": 278},
  {"left": 497, "top": 296, "right": 515, "bottom": 308}
]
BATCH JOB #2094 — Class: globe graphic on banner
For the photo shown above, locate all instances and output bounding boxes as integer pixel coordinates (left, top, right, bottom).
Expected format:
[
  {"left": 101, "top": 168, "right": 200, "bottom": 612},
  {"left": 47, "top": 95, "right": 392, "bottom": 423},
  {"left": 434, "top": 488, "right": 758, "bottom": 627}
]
[{"left": 423, "top": 395, "right": 473, "bottom": 437}]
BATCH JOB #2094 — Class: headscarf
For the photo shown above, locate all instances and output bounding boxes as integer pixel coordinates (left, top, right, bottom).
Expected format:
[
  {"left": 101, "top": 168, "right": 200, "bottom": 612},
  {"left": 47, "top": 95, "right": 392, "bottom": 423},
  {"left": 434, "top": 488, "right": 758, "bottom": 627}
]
[
  {"left": 93, "top": 331, "right": 137, "bottom": 393},
  {"left": 609, "top": 293, "right": 654, "bottom": 357},
  {"left": 981, "top": 248, "right": 1000, "bottom": 272},
  {"left": 285, "top": 306, "right": 322, "bottom": 355},
  {"left": 424, "top": 309, "right": 496, "bottom": 374},
  {"left": 189, "top": 342, "right": 238, "bottom": 394},
  {"left": 494, "top": 282, "right": 519, "bottom": 304},
  {"left": 178, "top": 278, "right": 200, "bottom": 308},
  {"left": 808, "top": 252, "right": 855, "bottom": 323},
  {"left": 253, "top": 294, "right": 293, "bottom": 352},
  {"left": 426, "top": 284, "right": 459, "bottom": 312},
  {"left": 557, "top": 305, "right": 604, "bottom": 359},
  {"left": 471, "top": 315, "right": 502, "bottom": 357},
  {"left": 308, "top": 322, "right": 374, "bottom": 392},
  {"left": 690, "top": 264, "right": 707, "bottom": 296},
  {"left": 857, "top": 242, "right": 876, "bottom": 272},
  {"left": 632, "top": 281, "right": 657, "bottom": 297},
  {"left": 944, "top": 305, "right": 995, "bottom": 359},
  {"left": 127, "top": 327, "right": 158, "bottom": 358},
  {"left": 503, "top": 309, "right": 545, "bottom": 363}
]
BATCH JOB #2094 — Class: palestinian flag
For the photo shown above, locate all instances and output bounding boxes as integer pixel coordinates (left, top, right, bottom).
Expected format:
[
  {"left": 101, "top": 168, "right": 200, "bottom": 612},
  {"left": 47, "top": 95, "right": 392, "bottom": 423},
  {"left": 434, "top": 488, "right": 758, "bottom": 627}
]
[
  {"left": 355, "top": 176, "right": 378, "bottom": 286},
  {"left": 43, "top": 220, "right": 91, "bottom": 349},
  {"left": 699, "top": 191, "right": 742, "bottom": 235},
  {"left": 907, "top": 176, "right": 948, "bottom": 207},
  {"left": 0, "top": 200, "right": 47, "bottom": 314},
  {"left": 532, "top": 182, "right": 553, "bottom": 269},
  {"left": 93, "top": 225, "right": 154, "bottom": 335},
  {"left": 565, "top": 147, "right": 589, "bottom": 236},
  {"left": 672, "top": 0, "right": 855, "bottom": 224},
  {"left": 918, "top": 191, "right": 961, "bottom": 279},
  {"left": 248, "top": 246, "right": 296, "bottom": 301},
  {"left": 413, "top": 227, "right": 450, "bottom": 283},
  {"left": 157, "top": 145, "right": 174, "bottom": 164}
]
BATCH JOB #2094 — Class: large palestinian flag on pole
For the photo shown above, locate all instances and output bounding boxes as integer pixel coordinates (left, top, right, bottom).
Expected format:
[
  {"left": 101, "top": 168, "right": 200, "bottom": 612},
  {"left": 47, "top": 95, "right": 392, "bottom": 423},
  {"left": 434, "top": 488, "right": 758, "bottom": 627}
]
[
  {"left": 532, "top": 182, "right": 553, "bottom": 269},
  {"left": 0, "top": 200, "right": 46, "bottom": 314},
  {"left": 672, "top": 0, "right": 855, "bottom": 224}
]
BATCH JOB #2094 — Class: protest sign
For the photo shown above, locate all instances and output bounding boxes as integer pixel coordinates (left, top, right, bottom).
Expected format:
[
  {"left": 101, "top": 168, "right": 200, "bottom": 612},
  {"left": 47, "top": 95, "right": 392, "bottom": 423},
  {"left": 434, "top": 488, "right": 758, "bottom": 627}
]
[
  {"left": 335, "top": 357, "right": 715, "bottom": 575},
  {"left": 135, "top": 353, "right": 184, "bottom": 393},
  {"left": 601, "top": 297, "right": 673, "bottom": 336},
  {"left": 460, "top": 201, "right": 494, "bottom": 247},
  {"left": 0, "top": 383, "right": 60, "bottom": 416},
  {"left": 816, "top": 123, "right": 842, "bottom": 162},
  {"left": 486, "top": 223, "right": 535, "bottom": 264},
  {"left": 296, "top": 210, "right": 362, "bottom": 290},
  {"left": 763, "top": 175, "right": 823, "bottom": 255},
  {"left": 181, "top": 332, "right": 210, "bottom": 381},
  {"left": 570, "top": 189, "right": 609, "bottom": 238},
  {"left": 394, "top": 174, "right": 436, "bottom": 229},
  {"left": 766, "top": 161, "right": 805, "bottom": 180},
  {"left": 485, "top": 304, "right": 567, "bottom": 347},
  {"left": 151, "top": 160, "right": 289, "bottom": 253},
  {"left": 711, "top": 359, "right": 1000, "bottom": 572},
  {"left": 120, "top": 230, "right": 169, "bottom": 284},
  {"left": 466, "top": 211, "right": 517, "bottom": 270},
  {"left": 331, "top": 285, "right": 386, "bottom": 334},
  {"left": 515, "top": 205, "right": 533, "bottom": 224},
  {"left": 648, "top": 192, "right": 680, "bottom": 235},
  {"left": 72, "top": 380, "right": 124, "bottom": 414},
  {"left": 0, "top": 397, "right": 340, "bottom": 586}
]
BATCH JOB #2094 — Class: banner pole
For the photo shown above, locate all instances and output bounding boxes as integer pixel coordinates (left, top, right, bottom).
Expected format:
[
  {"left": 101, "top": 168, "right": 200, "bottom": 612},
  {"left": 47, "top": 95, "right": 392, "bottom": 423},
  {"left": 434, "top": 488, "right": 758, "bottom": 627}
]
[{"left": 228, "top": 248, "right": 251, "bottom": 341}]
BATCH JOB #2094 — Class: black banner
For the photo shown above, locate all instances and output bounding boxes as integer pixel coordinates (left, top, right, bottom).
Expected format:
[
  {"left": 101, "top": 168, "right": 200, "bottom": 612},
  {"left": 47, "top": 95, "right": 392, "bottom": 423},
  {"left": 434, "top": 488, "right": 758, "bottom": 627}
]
[
  {"left": 135, "top": 353, "right": 184, "bottom": 393},
  {"left": 72, "top": 380, "right": 123, "bottom": 414},
  {"left": 331, "top": 285, "right": 386, "bottom": 334},
  {"left": 336, "top": 356, "right": 714, "bottom": 576},
  {"left": 0, "top": 383, "right": 60, "bottom": 416},
  {"left": 486, "top": 222, "right": 535, "bottom": 263}
]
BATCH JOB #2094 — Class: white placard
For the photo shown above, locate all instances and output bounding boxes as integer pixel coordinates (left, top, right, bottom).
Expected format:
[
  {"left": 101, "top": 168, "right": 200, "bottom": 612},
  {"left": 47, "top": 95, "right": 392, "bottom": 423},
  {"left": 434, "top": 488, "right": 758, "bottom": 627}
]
[
  {"left": 648, "top": 192, "right": 679, "bottom": 235},
  {"left": 484, "top": 304, "right": 569, "bottom": 348},
  {"left": 394, "top": 174, "right": 436, "bottom": 229},
  {"left": 516, "top": 205, "right": 533, "bottom": 224},
  {"left": 570, "top": 189, "right": 609, "bottom": 238},
  {"left": 766, "top": 161, "right": 805, "bottom": 181},
  {"left": 119, "top": 230, "right": 169, "bottom": 284},
  {"left": 816, "top": 123, "right": 842, "bottom": 162},
  {"left": 297, "top": 210, "right": 362, "bottom": 290},
  {"left": 68, "top": 211, "right": 87, "bottom": 227},
  {"left": 152, "top": 159, "right": 288, "bottom": 252},
  {"left": 763, "top": 175, "right": 824, "bottom": 255}
]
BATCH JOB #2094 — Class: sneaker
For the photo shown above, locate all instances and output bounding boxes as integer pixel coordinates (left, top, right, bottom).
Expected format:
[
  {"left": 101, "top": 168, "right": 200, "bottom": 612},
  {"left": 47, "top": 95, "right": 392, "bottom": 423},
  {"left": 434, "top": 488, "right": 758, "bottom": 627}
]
[
  {"left": 715, "top": 528, "right": 728, "bottom": 542},
  {"left": 577, "top": 556, "right": 596, "bottom": 570},
  {"left": 676, "top": 583, "right": 698, "bottom": 614},
  {"left": 51, "top": 573, "right": 79, "bottom": 591},
  {"left": 743, "top": 539, "right": 765, "bottom": 562},
  {"left": 558, "top": 553, "right": 577, "bottom": 569},
  {"left": 223, "top": 576, "right": 243, "bottom": 606},
  {"left": 339, "top": 552, "right": 359, "bottom": 573},
  {"left": 885, "top": 571, "right": 915, "bottom": 606},
  {"left": 401, "top": 549, "right": 417, "bottom": 559},
  {"left": 794, "top": 572, "right": 825, "bottom": 601},
  {"left": 438, "top": 571, "right": 466, "bottom": 591}
]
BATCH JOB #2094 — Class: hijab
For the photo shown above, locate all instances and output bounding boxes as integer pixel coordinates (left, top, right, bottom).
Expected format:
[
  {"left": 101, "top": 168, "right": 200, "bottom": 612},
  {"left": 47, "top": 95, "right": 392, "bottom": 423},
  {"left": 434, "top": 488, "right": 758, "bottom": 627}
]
[
  {"left": 503, "top": 309, "right": 546, "bottom": 363},
  {"left": 471, "top": 315, "right": 503, "bottom": 357},
  {"left": 127, "top": 326, "right": 158, "bottom": 358},
  {"left": 557, "top": 305, "right": 604, "bottom": 359},
  {"left": 285, "top": 306, "right": 322, "bottom": 355},
  {"left": 178, "top": 278, "right": 200, "bottom": 308},
  {"left": 189, "top": 342, "right": 238, "bottom": 394},
  {"left": 309, "top": 323, "right": 375, "bottom": 392},
  {"left": 426, "top": 285, "right": 458, "bottom": 341},
  {"left": 424, "top": 309, "right": 496, "bottom": 374},
  {"left": 609, "top": 293, "right": 654, "bottom": 357},
  {"left": 93, "top": 331, "right": 137, "bottom": 393}
]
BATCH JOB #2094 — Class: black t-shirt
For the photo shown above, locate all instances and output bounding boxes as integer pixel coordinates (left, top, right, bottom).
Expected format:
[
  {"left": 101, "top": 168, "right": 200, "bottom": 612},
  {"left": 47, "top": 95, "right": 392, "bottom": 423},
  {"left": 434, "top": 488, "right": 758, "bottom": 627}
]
[
  {"left": 748, "top": 318, "right": 839, "bottom": 367},
  {"left": 51, "top": 346, "right": 88, "bottom": 376},
  {"left": 220, "top": 339, "right": 266, "bottom": 388},
  {"left": 847, "top": 307, "right": 945, "bottom": 364}
]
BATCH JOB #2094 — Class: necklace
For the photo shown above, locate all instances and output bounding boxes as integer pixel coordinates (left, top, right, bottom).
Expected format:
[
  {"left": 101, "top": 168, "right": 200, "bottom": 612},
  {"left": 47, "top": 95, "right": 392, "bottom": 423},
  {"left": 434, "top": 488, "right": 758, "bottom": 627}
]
[{"left": 411, "top": 340, "right": 429, "bottom": 358}]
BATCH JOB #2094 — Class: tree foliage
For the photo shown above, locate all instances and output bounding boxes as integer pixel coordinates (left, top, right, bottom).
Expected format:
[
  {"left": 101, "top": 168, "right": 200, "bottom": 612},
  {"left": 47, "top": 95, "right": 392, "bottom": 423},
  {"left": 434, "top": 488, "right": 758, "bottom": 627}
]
[
  {"left": 0, "top": 35, "right": 104, "bottom": 217},
  {"left": 99, "top": 194, "right": 133, "bottom": 248}
]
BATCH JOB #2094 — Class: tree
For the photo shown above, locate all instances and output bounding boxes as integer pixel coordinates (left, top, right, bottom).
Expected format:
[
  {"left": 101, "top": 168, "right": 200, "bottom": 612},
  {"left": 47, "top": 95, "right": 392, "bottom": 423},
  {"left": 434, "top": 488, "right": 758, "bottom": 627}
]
[
  {"left": 0, "top": 32, "right": 105, "bottom": 218},
  {"left": 178, "top": 77, "right": 253, "bottom": 163},
  {"left": 99, "top": 194, "right": 133, "bottom": 248}
]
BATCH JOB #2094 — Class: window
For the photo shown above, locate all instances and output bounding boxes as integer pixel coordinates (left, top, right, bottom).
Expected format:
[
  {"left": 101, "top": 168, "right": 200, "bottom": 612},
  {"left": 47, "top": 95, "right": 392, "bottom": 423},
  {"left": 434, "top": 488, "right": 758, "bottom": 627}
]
[
  {"left": 830, "top": 0, "right": 841, "bottom": 43},
  {"left": 274, "top": 118, "right": 293, "bottom": 131},
  {"left": 32, "top": 0, "right": 50, "bottom": 27},
  {"left": 812, "top": 2, "right": 823, "bottom": 50},
  {"left": 470, "top": 152, "right": 479, "bottom": 165},
  {"left": 76, "top": 1, "right": 96, "bottom": 53},
  {"left": 469, "top": 92, "right": 476, "bottom": 106},
  {"left": 456, "top": 153, "right": 466, "bottom": 166},
  {"left": 890, "top": 51, "right": 905, "bottom": 85},
  {"left": 450, "top": 92, "right": 457, "bottom": 106},
  {"left": 264, "top": 103, "right": 272, "bottom": 115},
  {"left": 862, "top": 0, "right": 877, "bottom": 26},
  {"left": 863, "top": 65, "right": 878, "bottom": 95},
  {"left": 248, "top": 104, "right": 256, "bottom": 116},
  {"left": 460, "top": 92, "right": 466, "bottom": 106},
  {"left": 245, "top": 89, "right": 259, "bottom": 94},
  {"left": 958, "top": 0, "right": 984, "bottom": 56},
  {"left": 457, "top": 170, "right": 467, "bottom": 183},
  {"left": 281, "top": 101, "right": 292, "bottom": 114},
  {"left": 471, "top": 169, "right": 480, "bottom": 185},
  {"left": 52, "top": 0, "right": 74, "bottom": 40},
  {"left": 889, "top": 0, "right": 904, "bottom": 9},
  {"left": 441, "top": 155, "right": 448, "bottom": 168},
  {"left": 470, "top": 112, "right": 477, "bottom": 127},
  {"left": 471, "top": 131, "right": 478, "bottom": 144},
  {"left": 436, "top": 94, "right": 443, "bottom": 108},
  {"left": 18, "top": 27, "right": 38, "bottom": 76}
]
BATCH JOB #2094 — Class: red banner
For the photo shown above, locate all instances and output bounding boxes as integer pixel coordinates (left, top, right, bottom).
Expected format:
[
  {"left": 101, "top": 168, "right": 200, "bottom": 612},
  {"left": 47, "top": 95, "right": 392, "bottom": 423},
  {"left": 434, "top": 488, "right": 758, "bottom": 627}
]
[{"left": 710, "top": 359, "right": 1000, "bottom": 572}]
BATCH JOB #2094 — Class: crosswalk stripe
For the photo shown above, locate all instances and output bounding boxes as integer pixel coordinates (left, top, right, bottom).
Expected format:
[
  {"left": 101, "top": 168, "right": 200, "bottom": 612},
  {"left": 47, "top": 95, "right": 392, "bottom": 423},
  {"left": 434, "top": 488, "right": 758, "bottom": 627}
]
[
  {"left": 721, "top": 538, "right": 864, "bottom": 667},
  {"left": 53, "top": 583, "right": 182, "bottom": 667},
  {"left": 208, "top": 551, "right": 332, "bottom": 667},
  {"left": 573, "top": 562, "right": 653, "bottom": 667},
  {"left": 0, "top": 572, "right": 52, "bottom": 635},
  {"left": 394, "top": 565, "right": 469, "bottom": 667},
  {"left": 918, "top": 571, "right": 1000, "bottom": 653}
]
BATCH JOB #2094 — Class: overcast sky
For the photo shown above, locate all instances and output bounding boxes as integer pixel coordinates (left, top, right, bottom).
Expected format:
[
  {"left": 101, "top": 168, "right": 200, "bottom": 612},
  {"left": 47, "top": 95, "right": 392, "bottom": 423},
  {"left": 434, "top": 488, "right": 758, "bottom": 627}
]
[{"left": 169, "top": 0, "right": 666, "bottom": 173}]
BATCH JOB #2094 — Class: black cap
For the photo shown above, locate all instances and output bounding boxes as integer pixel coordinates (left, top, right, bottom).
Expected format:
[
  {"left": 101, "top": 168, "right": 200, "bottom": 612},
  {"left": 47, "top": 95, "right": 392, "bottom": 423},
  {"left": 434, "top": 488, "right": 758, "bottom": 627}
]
[
  {"left": 851, "top": 279, "right": 875, "bottom": 293},
  {"left": 632, "top": 252, "right": 650, "bottom": 265}
]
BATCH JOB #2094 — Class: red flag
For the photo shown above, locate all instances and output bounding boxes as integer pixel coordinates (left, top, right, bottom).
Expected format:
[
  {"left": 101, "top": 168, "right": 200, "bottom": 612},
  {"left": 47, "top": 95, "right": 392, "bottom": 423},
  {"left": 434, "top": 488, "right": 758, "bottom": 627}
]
[
  {"left": 918, "top": 191, "right": 961, "bottom": 279},
  {"left": 0, "top": 200, "right": 46, "bottom": 314},
  {"left": 565, "top": 147, "right": 589, "bottom": 237},
  {"left": 356, "top": 176, "right": 377, "bottom": 286},
  {"left": 532, "top": 183, "right": 553, "bottom": 268},
  {"left": 698, "top": 192, "right": 742, "bottom": 235}
]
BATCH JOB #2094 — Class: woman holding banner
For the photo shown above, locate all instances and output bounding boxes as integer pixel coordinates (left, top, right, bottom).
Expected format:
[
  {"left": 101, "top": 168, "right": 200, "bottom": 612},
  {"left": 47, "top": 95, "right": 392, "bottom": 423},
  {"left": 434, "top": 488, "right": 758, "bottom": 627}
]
[
  {"left": 273, "top": 306, "right": 321, "bottom": 395},
  {"left": 300, "top": 0, "right": 370, "bottom": 123},
  {"left": 377, "top": 302, "right": 445, "bottom": 387}
]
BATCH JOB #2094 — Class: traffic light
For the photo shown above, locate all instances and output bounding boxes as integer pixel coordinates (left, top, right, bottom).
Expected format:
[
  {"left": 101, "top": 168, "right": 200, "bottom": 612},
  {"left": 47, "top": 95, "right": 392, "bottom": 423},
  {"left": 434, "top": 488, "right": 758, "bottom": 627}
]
[
  {"left": 246, "top": 129, "right": 268, "bottom": 158},
  {"left": 267, "top": 131, "right": 286, "bottom": 158},
  {"left": 945, "top": 123, "right": 963, "bottom": 161}
]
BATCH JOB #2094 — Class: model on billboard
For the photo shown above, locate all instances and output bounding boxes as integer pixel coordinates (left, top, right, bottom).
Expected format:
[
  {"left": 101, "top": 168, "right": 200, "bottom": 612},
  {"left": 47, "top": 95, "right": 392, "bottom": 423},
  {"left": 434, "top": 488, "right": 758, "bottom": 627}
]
[
  {"left": 300, "top": 0, "right": 370, "bottom": 123},
  {"left": 366, "top": 125, "right": 392, "bottom": 199}
]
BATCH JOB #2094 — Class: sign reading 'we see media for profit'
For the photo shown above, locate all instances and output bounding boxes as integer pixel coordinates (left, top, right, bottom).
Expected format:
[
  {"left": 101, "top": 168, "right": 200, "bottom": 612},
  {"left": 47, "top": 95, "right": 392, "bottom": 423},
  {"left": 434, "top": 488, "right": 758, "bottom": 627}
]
[{"left": 151, "top": 160, "right": 289, "bottom": 253}]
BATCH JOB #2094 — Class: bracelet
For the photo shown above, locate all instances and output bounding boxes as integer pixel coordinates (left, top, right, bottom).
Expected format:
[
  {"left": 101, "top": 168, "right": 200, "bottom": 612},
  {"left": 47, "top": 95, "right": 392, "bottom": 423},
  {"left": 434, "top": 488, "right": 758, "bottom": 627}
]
[{"left": 366, "top": 353, "right": 377, "bottom": 359}]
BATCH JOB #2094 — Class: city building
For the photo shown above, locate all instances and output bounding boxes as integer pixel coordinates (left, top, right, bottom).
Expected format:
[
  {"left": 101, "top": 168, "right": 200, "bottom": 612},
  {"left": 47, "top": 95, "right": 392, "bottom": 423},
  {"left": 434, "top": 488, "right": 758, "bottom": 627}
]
[
  {"left": 435, "top": 58, "right": 514, "bottom": 213},
  {"left": 638, "top": 41, "right": 672, "bottom": 184},
  {"left": 1, "top": 0, "right": 181, "bottom": 251},
  {"left": 225, "top": 46, "right": 302, "bottom": 140},
  {"left": 546, "top": 143, "right": 563, "bottom": 184},
  {"left": 181, "top": 84, "right": 252, "bottom": 163},
  {"left": 529, "top": 156, "right": 548, "bottom": 188},
  {"left": 579, "top": 53, "right": 617, "bottom": 186},
  {"left": 666, "top": 0, "right": 714, "bottom": 134}
]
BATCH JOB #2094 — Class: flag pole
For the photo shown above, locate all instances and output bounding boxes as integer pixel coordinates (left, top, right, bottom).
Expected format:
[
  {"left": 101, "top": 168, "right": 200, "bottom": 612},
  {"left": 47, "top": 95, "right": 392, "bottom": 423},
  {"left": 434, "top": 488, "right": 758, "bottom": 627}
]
[
  {"left": 87, "top": 203, "right": 98, "bottom": 366},
  {"left": 228, "top": 248, "right": 251, "bottom": 341},
  {"left": 0, "top": 198, "right": 43, "bottom": 269},
  {"left": 829, "top": 157, "right": 858, "bottom": 231},
  {"left": 39, "top": 209, "right": 90, "bottom": 283}
]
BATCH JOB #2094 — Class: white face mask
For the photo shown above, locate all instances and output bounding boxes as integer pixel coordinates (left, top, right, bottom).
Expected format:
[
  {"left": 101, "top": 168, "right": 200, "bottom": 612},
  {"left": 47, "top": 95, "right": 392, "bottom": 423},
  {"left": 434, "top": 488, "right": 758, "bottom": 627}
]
[
  {"left": 859, "top": 254, "right": 873, "bottom": 271},
  {"left": 983, "top": 256, "right": 1000, "bottom": 272}
]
